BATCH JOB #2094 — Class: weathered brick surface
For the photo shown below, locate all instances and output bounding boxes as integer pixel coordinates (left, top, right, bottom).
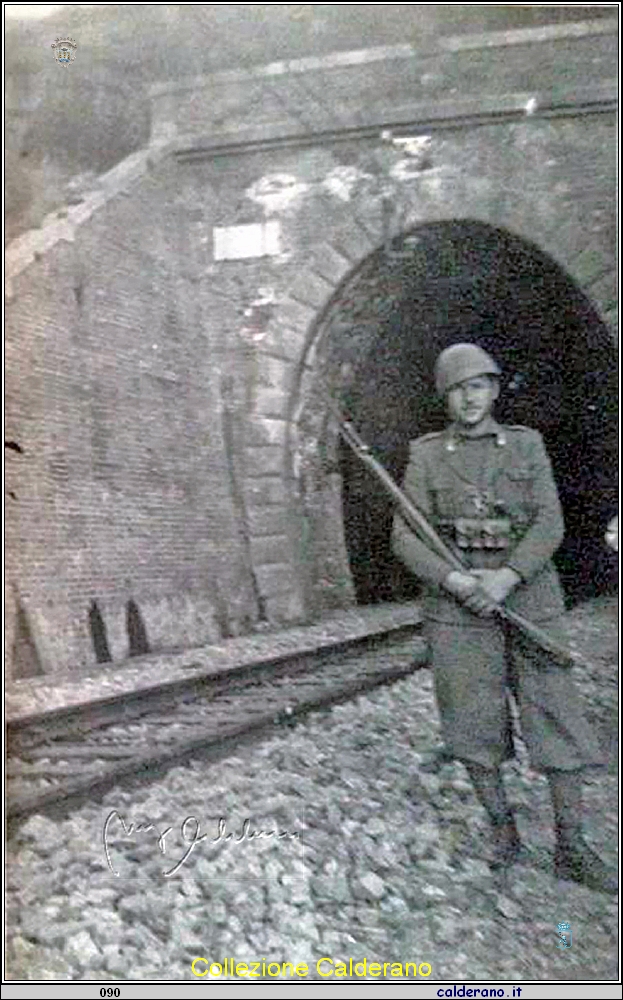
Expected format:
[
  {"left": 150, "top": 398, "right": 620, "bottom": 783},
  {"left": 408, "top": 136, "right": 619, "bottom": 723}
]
[
  {"left": 586, "top": 270, "right": 618, "bottom": 317},
  {"left": 251, "top": 387, "right": 290, "bottom": 420},
  {"left": 255, "top": 356, "right": 296, "bottom": 395},
  {"left": 247, "top": 508, "right": 293, "bottom": 538},
  {"left": 5, "top": 24, "right": 617, "bottom": 674},
  {"left": 244, "top": 478, "right": 290, "bottom": 508},
  {"left": 151, "top": 29, "right": 616, "bottom": 144},
  {"left": 270, "top": 298, "right": 318, "bottom": 340},
  {"left": 5, "top": 158, "right": 259, "bottom": 675},
  {"left": 250, "top": 535, "right": 293, "bottom": 568},
  {"left": 264, "top": 589, "right": 306, "bottom": 623},
  {"left": 287, "top": 270, "right": 338, "bottom": 310},
  {"left": 254, "top": 563, "right": 301, "bottom": 598},
  {"left": 570, "top": 242, "right": 614, "bottom": 286},
  {"left": 245, "top": 416, "right": 289, "bottom": 448},
  {"left": 136, "top": 593, "right": 221, "bottom": 654},
  {"left": 603, "top": 307, "right": 618, "bottom": 336},
  {"left": 307, "top": 243, "right": 355, "bottom": 287},
  {"left": 244, "top": 445, "right": 284, "bottom": 478}
]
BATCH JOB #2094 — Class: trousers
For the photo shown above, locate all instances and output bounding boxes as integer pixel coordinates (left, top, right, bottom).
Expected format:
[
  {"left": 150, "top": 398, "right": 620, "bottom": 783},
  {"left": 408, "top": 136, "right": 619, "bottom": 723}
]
[{"left": 426, "top": 618, "right": 605, "bottom": 772}]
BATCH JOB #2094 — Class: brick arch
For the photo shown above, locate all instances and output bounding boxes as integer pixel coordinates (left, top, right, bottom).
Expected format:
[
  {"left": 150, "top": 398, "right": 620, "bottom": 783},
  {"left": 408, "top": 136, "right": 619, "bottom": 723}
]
[
  {"left": 236, "top": 245, "right": 356, "bottom": 622},
  {"left": 279, "top": 210, "right": 617, "bottom": 439},
  {"left": 517, "top": 219, "right": 617, "bottom": 338},
  {"left": 277, "top": 218, "right": 617, "bottom": 614}
]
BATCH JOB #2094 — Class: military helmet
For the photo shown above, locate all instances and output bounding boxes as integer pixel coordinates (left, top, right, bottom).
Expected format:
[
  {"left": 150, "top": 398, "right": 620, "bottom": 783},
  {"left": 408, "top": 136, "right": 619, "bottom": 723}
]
[{"left": 435, "top": 343, "right": 501, "bottom": 395}]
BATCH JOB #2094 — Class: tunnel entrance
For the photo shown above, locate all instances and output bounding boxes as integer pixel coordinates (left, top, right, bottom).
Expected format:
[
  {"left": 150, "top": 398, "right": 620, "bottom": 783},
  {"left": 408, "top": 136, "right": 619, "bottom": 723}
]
[{"left": 310, "top": 221, "right": 617, "bottom": 608}]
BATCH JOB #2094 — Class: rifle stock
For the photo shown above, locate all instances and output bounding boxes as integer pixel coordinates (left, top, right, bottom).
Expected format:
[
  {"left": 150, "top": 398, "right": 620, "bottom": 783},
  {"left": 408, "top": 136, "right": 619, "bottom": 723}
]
[{"left": 326, "top": 395, "right": 580, "bottom": 669}]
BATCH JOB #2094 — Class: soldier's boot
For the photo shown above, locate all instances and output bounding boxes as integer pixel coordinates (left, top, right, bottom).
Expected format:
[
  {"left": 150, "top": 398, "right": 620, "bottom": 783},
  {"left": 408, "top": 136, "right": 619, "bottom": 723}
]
[
  {"left": 549, "top": 771, "right": 618, "bottom": 895},
  {"left": 465, "top": 762, "right": 521, "bottom": 870}
]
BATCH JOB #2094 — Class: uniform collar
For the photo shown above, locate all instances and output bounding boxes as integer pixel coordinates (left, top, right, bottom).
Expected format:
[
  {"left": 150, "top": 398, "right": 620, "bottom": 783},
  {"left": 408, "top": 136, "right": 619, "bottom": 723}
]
[{"left": 444, "top": 417, "right": 507, "bottom": 451}]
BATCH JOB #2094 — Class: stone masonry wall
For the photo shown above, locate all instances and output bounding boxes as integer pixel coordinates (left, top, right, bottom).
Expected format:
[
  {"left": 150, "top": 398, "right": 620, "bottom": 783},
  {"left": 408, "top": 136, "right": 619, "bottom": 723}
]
[
  {"left": 174, "top": 115, "right": 616, "bottom": 616},
  {"left": 5, "top": 21, "right": 617, "bottom": 675},
  {"left": 6, "top": 156, "right": 260, "bottom": 677}
]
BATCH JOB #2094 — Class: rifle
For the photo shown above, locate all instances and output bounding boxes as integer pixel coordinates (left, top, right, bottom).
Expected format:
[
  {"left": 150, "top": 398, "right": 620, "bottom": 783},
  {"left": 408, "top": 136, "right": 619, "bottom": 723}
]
[{"left": 325, "top": 394, "right": 582, "bottom": 670}]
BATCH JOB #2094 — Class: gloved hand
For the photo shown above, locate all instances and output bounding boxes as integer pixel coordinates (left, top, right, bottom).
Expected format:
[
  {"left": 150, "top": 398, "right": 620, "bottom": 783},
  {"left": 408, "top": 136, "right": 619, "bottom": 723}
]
[
  {"left": 444, "top": 571, "right": 477, "bottom": 601},
  {"left": 444, "top": 571, "right": 496, "bottom": 615},
  {"left": 471, "top": 567, "right": 522, "bottom": 605},
  {"left": 444, "top": 570, "right": 508, "bottom": 615}
]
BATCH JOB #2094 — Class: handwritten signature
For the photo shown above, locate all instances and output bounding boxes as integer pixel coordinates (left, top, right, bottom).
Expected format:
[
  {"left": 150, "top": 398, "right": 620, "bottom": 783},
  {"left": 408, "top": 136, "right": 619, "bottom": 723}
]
[{"left": 103, "top": 811, "right": 302, "bottom": 878}]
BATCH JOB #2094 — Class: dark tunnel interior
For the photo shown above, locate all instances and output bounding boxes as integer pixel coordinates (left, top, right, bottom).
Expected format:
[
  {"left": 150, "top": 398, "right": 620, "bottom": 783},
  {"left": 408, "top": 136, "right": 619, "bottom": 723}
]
[{"left": 336, "top": 221, "right": 618, "bottom": 607}]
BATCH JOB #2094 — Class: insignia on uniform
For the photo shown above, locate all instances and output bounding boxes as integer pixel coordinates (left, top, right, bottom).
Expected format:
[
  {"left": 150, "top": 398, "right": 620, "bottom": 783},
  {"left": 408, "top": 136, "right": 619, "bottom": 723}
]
[{"left": 51, "top": 37, "right": 77, "bottom": 65}]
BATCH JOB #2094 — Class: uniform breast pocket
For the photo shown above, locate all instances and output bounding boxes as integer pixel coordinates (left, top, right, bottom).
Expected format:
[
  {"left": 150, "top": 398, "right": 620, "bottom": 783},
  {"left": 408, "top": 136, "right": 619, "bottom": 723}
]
[
  {"left": 501, "top": 467, "right": 535, "bottom": 514},
  {"left": 504, "top": 467, "right": 534, "bottom": 486},
  {"left": 432, "top": 488, "right": 458, "bottom": 517}
]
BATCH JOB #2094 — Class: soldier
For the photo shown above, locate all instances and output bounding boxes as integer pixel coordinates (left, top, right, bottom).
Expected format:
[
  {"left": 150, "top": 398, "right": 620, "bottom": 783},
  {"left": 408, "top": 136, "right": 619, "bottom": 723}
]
[{"left": 392, "top": 343, "right": 616, "bottom": 893}]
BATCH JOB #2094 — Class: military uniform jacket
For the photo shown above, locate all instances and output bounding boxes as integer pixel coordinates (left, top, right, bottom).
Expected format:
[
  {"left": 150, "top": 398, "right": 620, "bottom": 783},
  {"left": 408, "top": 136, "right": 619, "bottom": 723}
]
[{"left": 392, "top": 418, "right": 566, "bottom": 624}]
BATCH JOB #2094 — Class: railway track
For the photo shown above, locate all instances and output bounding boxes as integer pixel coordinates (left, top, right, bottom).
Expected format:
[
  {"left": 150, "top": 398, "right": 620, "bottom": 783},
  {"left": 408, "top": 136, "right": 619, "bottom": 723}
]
[{"left": 7, "top": 609, "right": 428, "bottom": 823}]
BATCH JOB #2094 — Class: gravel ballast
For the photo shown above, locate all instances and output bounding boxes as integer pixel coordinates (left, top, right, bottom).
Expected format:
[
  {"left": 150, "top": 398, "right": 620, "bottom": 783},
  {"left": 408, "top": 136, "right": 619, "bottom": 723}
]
[{"left": 6, "top": 599, "right": 618, "bottom": 982}]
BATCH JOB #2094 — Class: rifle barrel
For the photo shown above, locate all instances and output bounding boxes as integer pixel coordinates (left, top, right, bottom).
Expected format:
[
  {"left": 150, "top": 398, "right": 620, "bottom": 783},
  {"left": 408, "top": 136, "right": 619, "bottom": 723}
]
[{"left": 327, "top": 397, "right": 580, "bottom": 669}]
